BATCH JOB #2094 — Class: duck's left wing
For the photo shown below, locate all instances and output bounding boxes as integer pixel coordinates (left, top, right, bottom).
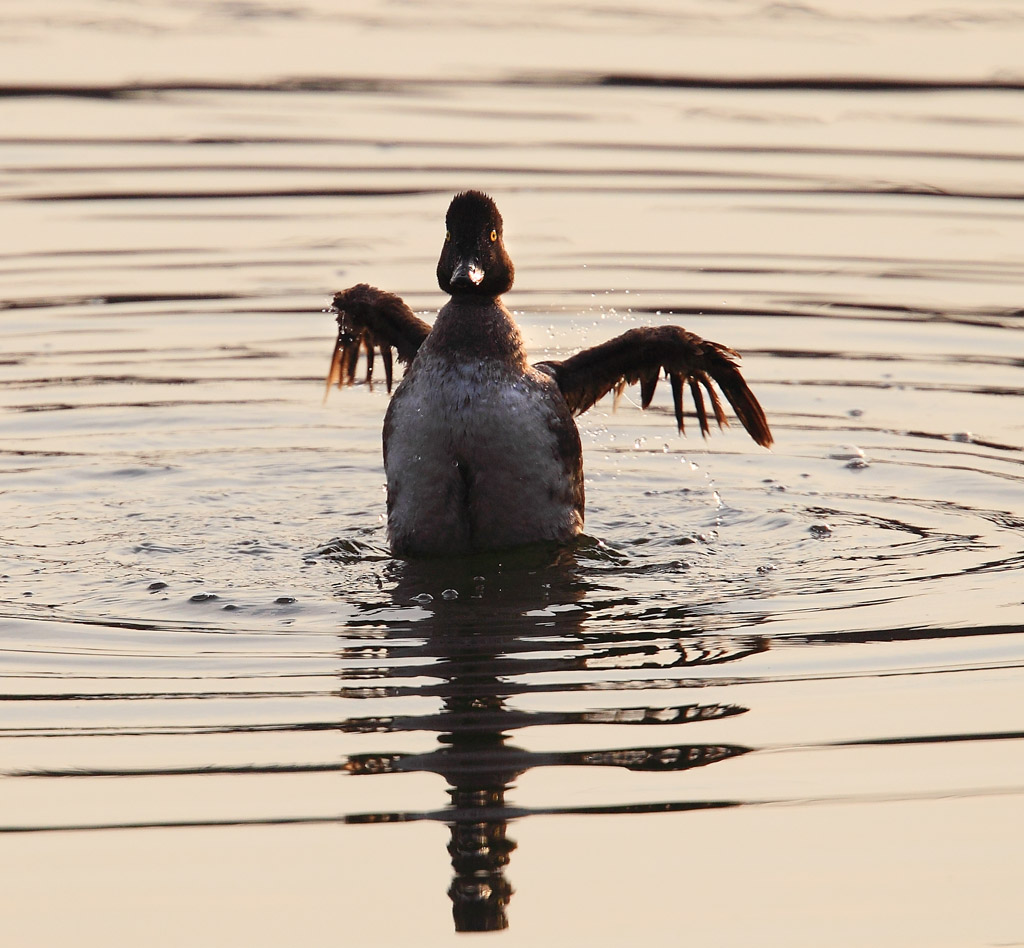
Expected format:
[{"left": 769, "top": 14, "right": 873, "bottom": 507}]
[
  {"left": 326, "top": 283, "right": 432, "bottom": 397},
  {"left": 537, "top": 325, "right": 773, "bottom": 448}
]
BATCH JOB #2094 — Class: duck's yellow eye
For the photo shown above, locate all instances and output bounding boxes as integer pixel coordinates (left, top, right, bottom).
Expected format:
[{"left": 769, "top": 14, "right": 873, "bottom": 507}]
[
  {"left": 489, "top": 229, "right": 497, "bottom": 242},
  {"left": 445, "top": 230, "right": 451, "bottom": 242}
]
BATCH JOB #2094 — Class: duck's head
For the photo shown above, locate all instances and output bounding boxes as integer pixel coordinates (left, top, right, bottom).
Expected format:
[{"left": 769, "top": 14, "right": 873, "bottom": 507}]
[{"left": 437, "top": 190, "right": 515, "bottom": 298}]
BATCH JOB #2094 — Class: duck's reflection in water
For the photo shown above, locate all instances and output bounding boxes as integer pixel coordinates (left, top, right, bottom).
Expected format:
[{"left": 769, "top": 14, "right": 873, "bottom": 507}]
[
  {"left": 435, "top": 653, "right": 519, "bottom": 932},
  {"left": 337, "top": 546, "right": 766, "bottom": 932}
]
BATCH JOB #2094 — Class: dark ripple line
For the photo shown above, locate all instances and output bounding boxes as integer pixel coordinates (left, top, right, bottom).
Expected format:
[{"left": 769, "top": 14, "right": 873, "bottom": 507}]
[
  {"left": 0, "top": 722, "right": 346, "bottom": 737},
  {"left": 0, "top": 291, "right": 246, "bottom": 311},
  {"left": 3, "top": 74, "right": 1024, "bottom": 100},
  {"left": 0, "top": 163, "right": 820, "bottom": 183},
  {"left": 12, "top": 398, "right": 284, "bottom": 413},
  {"left": 779, "top": 378, "right": 1024, "bottom": 397},
  {"left": 0, "top": 702, "right": 742, "bottom": 740},
  {"left": 612, "top": 307, "right": 1024, "bottom": 335},
  {"left": 757, "top": 348, "right": 1024, "bottom": 369},
  {"left": 11, "top": 762, "right": 348, "bottom": 778},
  {"left": 596, "top": 73, "right": 1024, "bottom": 93},
  {"left": 379, "top": 659, "right": 1024, "bottom": 698},
  {"left": 6, "top": 785, "right": 1024, "bottom": 834},
  {"left": 10, "top": 729, "right": 1023, "bottom": 780},
  {"left": 5, "top": 626, "right": 1022, "bottom": 705},
  {"left": 789, "top": 620, "right": 1024, "bottom": 647},
  {"left": 13, "top": 187, "right": 432, "bottom": 203},
  {"left": 2, "top": 136, "right": 1023, "bottom": 167},
  {"left": 13, "top": 184, "right": 1024, "bottom": 203},
  {"left": 836, "top": 729, "right": 1024, "bottom": 748},
  {"left": 566, "top": 140, "right": 1024, "bottom": 164},
  {"left": 4, "top": 657, "right": 1021, "bottom": 705},
  {"left": 0, "top": 690, "right": 333, "bottom": 701},
  {"left": 1, "top": 805, "right": 735, "bottom": 835},
  {"left": 1, "top": 374, "right": 317, "bottom": 391}
]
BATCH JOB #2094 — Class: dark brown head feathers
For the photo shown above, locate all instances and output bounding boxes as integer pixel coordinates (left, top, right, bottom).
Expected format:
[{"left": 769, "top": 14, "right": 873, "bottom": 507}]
[{"left": 437, "top": 190, "right": 514, "bottom": 297}]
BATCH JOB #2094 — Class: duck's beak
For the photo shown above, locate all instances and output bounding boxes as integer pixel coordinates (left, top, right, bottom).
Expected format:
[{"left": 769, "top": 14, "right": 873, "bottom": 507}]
[{"left": 451, "top": 257, "right": 485, "bottom": 287}]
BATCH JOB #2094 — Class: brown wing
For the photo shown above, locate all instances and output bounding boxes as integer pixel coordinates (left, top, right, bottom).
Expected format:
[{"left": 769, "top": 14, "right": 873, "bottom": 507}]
[
  {"left": 537, "top": 325, "right": 772, "bottom": 448},
  {"left": 325, "top": 283, "right": 432, "bottom": 398}
]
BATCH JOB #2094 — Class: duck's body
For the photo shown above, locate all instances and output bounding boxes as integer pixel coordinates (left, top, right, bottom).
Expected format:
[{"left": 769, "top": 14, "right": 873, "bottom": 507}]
[
  {"left": 327, "top": 191, "right": 772, "bottom": 558},
  {"left": 383, "top": 296, "right": 582, "bottom": 556}
]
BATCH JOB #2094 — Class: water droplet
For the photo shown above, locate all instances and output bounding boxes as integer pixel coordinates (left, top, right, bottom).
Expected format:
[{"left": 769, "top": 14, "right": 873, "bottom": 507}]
[
  {"left": 441, "top": 588, "right": 459, "bottom": 601},
  {"left": 829, "top": 444, "right": 864, "bottom": 461}
]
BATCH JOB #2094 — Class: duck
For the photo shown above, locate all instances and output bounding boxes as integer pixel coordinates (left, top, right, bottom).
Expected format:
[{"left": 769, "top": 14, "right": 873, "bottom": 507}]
[{"left": 326, "top": 190, "right": 772, "bottom": 558}]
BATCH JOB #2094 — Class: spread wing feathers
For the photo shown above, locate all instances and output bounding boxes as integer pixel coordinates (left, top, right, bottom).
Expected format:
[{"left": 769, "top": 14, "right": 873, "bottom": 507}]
[
  {"left": 538, "top": 325, "right": 773, "bottom": 448},
  {"left": 326, "top": 283, "right": 432, "bottom": 397}
]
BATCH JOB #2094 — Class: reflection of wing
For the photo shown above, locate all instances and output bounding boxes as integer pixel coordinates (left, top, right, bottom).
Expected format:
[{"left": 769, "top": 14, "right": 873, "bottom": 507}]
[
  {"left": 537, "top": 325, "right": 773, "bottom": 448},
  {"left": 325, "top": 283, "right": 432, "bottom": 396}
]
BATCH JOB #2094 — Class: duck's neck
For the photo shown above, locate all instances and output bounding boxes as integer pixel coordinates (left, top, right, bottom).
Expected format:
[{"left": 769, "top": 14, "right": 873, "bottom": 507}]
[{"left": 426, "top": 295, "right": 528, "bottom": 367}]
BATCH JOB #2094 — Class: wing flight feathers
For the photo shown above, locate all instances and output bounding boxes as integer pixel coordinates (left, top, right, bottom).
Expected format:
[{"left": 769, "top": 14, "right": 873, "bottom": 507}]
[
  {"left": 326, "top": 284, "right": 431, "bottom": 397},
  {"left": 539, "top": 325, "right": 772, "bottom": 448}
]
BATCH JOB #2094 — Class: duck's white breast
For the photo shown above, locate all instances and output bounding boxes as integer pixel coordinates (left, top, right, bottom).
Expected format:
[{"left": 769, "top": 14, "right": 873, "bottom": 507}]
[{"left": 383, "top": 357, "right": 582, "bottom": 555}]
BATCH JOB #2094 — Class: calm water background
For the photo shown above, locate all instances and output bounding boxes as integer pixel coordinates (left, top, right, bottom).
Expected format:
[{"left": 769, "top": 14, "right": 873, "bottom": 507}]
[{"left": 2, "top": 2, "right": 1024, "bottom": 945}]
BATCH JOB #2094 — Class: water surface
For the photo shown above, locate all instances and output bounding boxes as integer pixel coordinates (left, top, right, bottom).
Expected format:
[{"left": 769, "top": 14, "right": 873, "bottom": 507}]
[{"left": 2, "top": 2, "right": 1024, "bottom": 945}]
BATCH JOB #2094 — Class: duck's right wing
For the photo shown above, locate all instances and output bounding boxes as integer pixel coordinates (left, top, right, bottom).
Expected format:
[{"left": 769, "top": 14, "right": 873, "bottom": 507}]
[
  {"left": 537, "top": 325, "right": 773, "bottom": 448},
  {"left": 326, "top": 284, "right": 432, "bottom": 397}
]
